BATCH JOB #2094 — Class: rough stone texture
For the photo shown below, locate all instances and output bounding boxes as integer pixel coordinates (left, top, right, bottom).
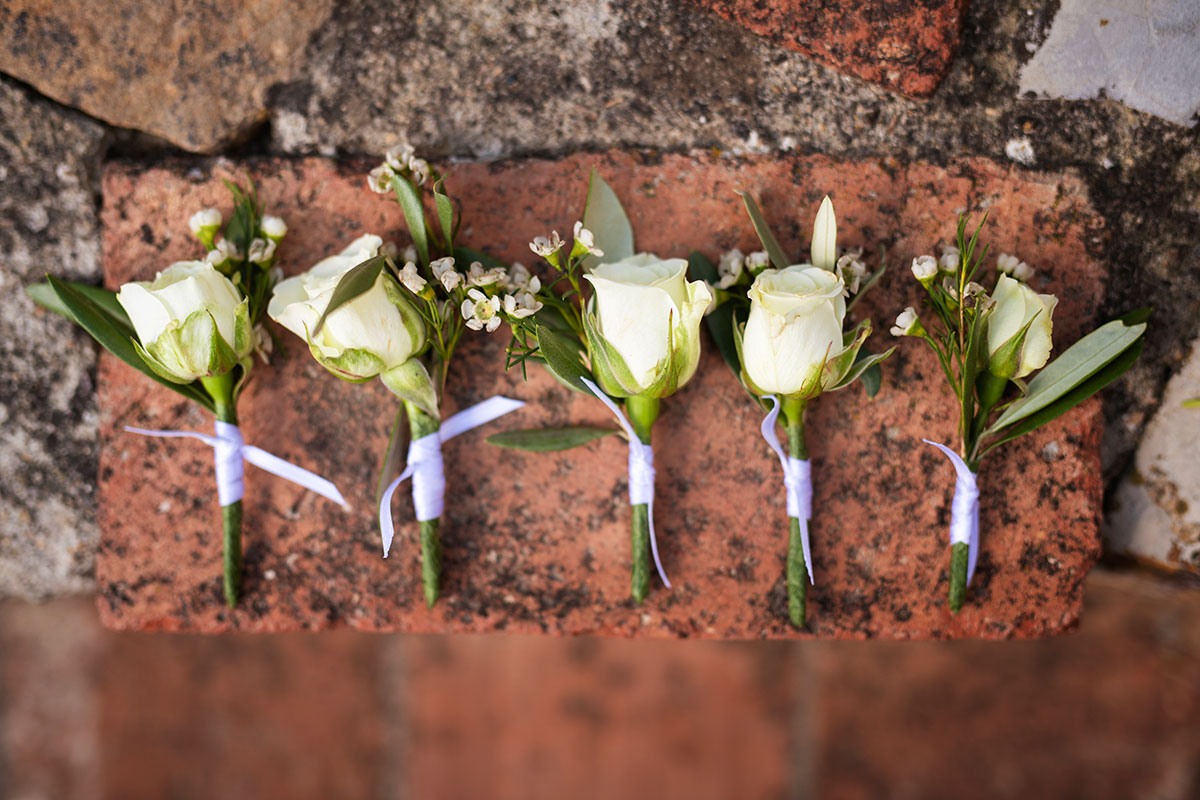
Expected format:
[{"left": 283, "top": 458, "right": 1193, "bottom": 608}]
[
  {"left": 1019, "top": 0, "right": 1200, "bottom": 128},
  {"left": 0, "top": 76, "right": 105, "bottom": 600},
  {"left": 0, "top": 0, "right": 335, "bottom": 152},
  {"left": 691, "top": 0, "right": 966, "bottom": 97},
  {"left": 817, "top": 569, "right": 1200, "bottom": 800},
  {"left": 96, "top": 153, "right": 1106, "bottom": 637},
  {"left": 1106, "top": 335, "right": 1200, "bottom": 573},
  {"left": 400, "top": 636, "right": 800, "bottom": 799}
]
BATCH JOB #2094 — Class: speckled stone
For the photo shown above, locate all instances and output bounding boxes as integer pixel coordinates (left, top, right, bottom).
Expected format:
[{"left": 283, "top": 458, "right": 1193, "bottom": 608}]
[
  {"left": 689, "top": 0, "right": 966, "bottom": 97},
  {"left": 97, "top": 152, "right": 1106, "bottom": 637}
]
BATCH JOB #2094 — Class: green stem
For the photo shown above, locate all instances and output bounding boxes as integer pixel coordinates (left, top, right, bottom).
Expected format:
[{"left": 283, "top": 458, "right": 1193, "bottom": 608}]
[
  {"left": 201, "top": 372, "right": 241, "bottom": 609},
  {"left": 624, "top": 395, "right": 659, "bottom": 604},
  {"left": 785, "top": 415, "right": 809, "bottom": 628},
  {"left": 405, "top": 401, "right": 443, "bottom": 608},
  {"left": 949, "top": 541, "right": 969, "bottom": 613}
]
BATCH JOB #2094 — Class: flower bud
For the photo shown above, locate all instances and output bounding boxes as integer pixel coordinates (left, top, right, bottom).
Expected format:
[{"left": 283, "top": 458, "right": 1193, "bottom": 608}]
[
  {"left": 261, "top": 215, "right": 287, "bottom": 242},
  {"left": 117, "top": 261, "right": 251, "bottom": 383},
  {"left": 810, "top": 196, "right": 837, "bottom": 272},
  {"left": 911, "top": 255, "right": 938, "bottom": 286},
  {"left": 188, "top": 208, "right": 222, "bottom": 250},
  {"left": 986, "top": 274, "right": 1057, "bottom": 379},
  {"left": 267, "top": 234, "right": 427, "bottom": 385},
  {"left": 583, "top": 254, "right": 711, "bottom": 398},
  {"left": 890, "top": 306, "right": 923, "bottom": 337},
  {"left": 741, "top": 265, "right": 846, "bottom": 399}
]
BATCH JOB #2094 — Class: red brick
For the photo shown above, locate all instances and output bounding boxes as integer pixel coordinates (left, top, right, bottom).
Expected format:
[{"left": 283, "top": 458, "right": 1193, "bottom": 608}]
[
  {"left": 97, "top": 152, "right": 1107, "bottom": 638},
  {"left": 97, "top": 629, "right": 383, "bottom": 799},
  {"left": 815, "top": 569, "right": 1200, "bottom": 799},
  {"left": 689, "top": 0, "right": 966, "bottom": 97},
  {"left": 400, "top": 636, "right": 798, "bottom": 800}
]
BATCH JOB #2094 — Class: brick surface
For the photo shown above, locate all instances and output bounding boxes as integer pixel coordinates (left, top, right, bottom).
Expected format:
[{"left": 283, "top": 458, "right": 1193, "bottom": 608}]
[
  {"left": 690, "top": 0, "right": 966, "bottom": 97},
  {"left": 815, "top": 569, "right": 1200, "bottom": 800},
  {"left": 97, "top": 152, "right": 1106, "bottom": 637},
  {"left": 399, "top": 636, "right": 799, "bottom": 800},
  {"left": 97, "top": 628, "right": 383, "bottom": 799}
]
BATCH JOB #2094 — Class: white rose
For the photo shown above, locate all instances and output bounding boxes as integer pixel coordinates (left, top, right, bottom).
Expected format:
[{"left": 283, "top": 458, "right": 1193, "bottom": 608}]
[
  {"left": 117, "top": 260, "right": 250, "bottom": 383},
  {"left": 987, "top": 274, "right": 1057, "bottom": 379},
  {"left": 741, "top": 265, "right": 846, "bottom": 398},
  {"left": 267, "top": 234, "right": 426, "bottom": 383},
  {"left": 583, "top": 253, "right": 712, "bottom": 397}
]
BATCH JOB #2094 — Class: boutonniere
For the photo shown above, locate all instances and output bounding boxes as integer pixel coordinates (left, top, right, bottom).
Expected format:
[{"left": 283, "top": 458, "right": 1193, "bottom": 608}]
[
  {"left": 892, "top": 216, "right": 1147, "bottom": 611},
  {"left": 28, "top": 181, "right": 348, "bottom": 607},
  {"left": 268, "top": 148, "right": 523, "bottom": 607},
  {"left": 488, "top": 170, "right": 712, "bottom": 604},
  {"left": 691, "top": 193, "right": 892, "bottom": 627}
]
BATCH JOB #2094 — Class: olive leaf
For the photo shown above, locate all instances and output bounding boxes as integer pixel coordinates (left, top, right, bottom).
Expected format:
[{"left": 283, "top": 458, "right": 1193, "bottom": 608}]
[
  {"left": 535, "top": 323, "right": 592, "bottom": 393},
  {"left": 581, "top": 168, "right": 634, "bottom": 269},
  {"left": 737, "top": 191, "right": 790, "bottom": 271},
  {"left": 310, "top": 254, "right": 387, "bottom": 337},
  {"left": 393, "top": 175, "right": 430, "bottom": 267},
  {"left": 488, "top": 426, "right": 620, "bottom": 452}
]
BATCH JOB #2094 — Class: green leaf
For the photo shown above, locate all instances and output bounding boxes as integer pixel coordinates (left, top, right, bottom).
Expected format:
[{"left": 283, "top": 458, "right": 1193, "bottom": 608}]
[
  {"left": 986, "top": 315, "right": 1148, "bottom": 434},
  {"left": 376, "top": 406, "right": 409, "bottom": 508},
  {"left": 487, "top": 426, "right": 620, "bottom": 452},
  {"left": 393, "top": 175, "right": 430, "bottom": 267},
  {"left": 434, "top": 180, "right": 455, "bottom": 249},
  {"left": 737, "top": 191, "right": 790, "bottom": 271},
  {"left": 982, "top": 336, "right": 1143, "bottom": 455},
  {"left": 1183, "top": 397, "right": 1200, "bottom": 409},
  {"left": 689, "top": 251, "right": 741, "bottom": 375},
  {"left": 860, "top": 363, "right": 883, "bottom": 398},
  {"left": 46, "top": 276, "right": 214, "bottom": 411},
  {"left": 582, "top": 168, "right": 634, "bottom": 269},
  {"left": 27, "top": 279, "right": 133, "bottom": 331},
  {"left": 536, "top": 323, "right": 592, "bottom": 393},
  {"left": 311, "top": 254, "right": 386, "bottom": 337}
]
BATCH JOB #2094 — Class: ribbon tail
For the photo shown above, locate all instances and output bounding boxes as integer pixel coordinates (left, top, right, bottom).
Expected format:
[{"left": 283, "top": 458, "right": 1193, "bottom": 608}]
[
  {"left": 379, "top": 467, "right": 415, "bottom": 558},
  {"left": 241, "top": 446, "right": 349, "bottom": 509},
  {"left": 967, "top": 499, "right": 980, "bottom": 585},
  {"left": 646, "top": 492, "right": 671, "bottom": 589},
  {"left": 798, "top": 513, "right": 814, "bottom": 585},
  {"left": 438, "top": 396, "right": 526, "bottom": 441}
]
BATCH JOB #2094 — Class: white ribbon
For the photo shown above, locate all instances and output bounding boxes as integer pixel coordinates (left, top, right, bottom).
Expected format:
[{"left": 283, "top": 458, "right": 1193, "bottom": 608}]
[
  {"left": 581, "top": 378, "right": 670, "bottom": 589},
  {"left": 923, "top": 439, "right": 980, "bottom": 584},
  {"left": 759, "top": 396, "right": 814, "bottom": 583},
  {"left": 125, "top": 421, "right": 349, "bottom": 509},
  {"left": 378, "top": 396, "right": 525, "bottom": 558}
]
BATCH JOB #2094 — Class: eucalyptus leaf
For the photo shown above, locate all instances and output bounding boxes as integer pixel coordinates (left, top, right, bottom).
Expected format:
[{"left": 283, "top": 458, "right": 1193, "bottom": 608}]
[
  {"left": 982, "top": 337, "right": 1143, "bottom": 455},
  {"left": 536, "top": 323, "right": 591, "bottom": 393},
  {"left": 987, "top": 315, "right": 1148, "bottom": 434},
  {"left": 46, "top": 276, "right": 214, "bottom": 411},
  {"left": 689, "top": 251, "right": 741, "bottom": 375},
  {"left": 582, "top": 169, "right": 634, "bottom": 269},
  {"left": 487, "top": 426, "right": 619, "bottom": 452},
  {"left": 311, "top": 254, "right": 386, "bottom": 337},
  {"left": 393, "top": 175, "right": 430, "bottom": 267},
  {"left": 860, "top": 363, "right": 883, "bottom": 398},
  {"left": 737, "top": 191, "right": 790, "bottom": 271}
]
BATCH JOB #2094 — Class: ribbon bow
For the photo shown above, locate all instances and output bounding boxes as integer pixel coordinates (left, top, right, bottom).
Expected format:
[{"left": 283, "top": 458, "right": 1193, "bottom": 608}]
[
  {"left": 126, "top": 421, "right": 349, "bottom": 508},
  {"left": 581, "top": 378, "right": 670, "bottom": 589},
  {"left": 379, "top": 396, "right": 525, "bottom": 558},
  {"left": 923, "top": 439, "right": 980, "bottom": 584},
  {"left": 759, "top": 395, "right": 814, "bottom": 583}
]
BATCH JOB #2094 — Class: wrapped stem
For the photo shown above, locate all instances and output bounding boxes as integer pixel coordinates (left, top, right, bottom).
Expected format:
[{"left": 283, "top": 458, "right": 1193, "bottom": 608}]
[
  {"left": 202, "top": 372, "right": 241, "bottom": 608},
  {"left": 785, "top": 411, "right": 808, "bottom": 628},
  {"left": 405, "top": 401, "right": 443, "bottom": 607},
  {"left": 625, "top": 395, "right": 659, "bottom": 605}
]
